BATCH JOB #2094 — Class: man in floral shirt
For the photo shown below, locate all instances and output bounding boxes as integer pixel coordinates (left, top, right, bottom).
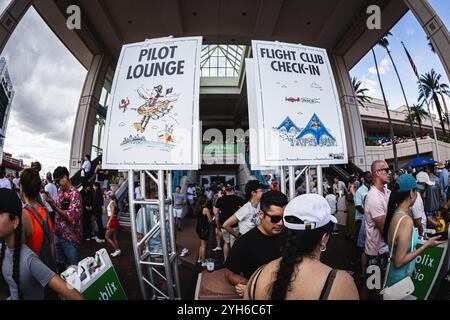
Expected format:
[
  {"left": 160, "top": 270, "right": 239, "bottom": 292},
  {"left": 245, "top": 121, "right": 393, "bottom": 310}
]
[{"left": 46, "top": 166, "right": 83, "bottom": 271}]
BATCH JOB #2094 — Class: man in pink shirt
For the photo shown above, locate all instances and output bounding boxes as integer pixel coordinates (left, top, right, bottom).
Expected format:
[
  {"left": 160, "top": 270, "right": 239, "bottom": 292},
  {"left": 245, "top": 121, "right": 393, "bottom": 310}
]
[{"left": 363, "top": 160, "right": 391, "bottom": 299}]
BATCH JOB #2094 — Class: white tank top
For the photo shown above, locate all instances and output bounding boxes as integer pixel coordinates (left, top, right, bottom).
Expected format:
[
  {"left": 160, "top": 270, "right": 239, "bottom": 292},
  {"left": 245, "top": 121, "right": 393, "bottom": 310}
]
[{"left": 107, "top": 201, "right": 115, "bottom": 217}]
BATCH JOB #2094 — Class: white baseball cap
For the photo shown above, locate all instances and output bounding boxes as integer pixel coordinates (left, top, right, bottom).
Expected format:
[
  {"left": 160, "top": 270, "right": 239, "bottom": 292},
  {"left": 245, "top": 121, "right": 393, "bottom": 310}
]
[
  {"left": 283, "top": 194, "right": 337, "bottom": 231},
  {"left": 416, "top": 171, "right": 435, "bottom": 186}
]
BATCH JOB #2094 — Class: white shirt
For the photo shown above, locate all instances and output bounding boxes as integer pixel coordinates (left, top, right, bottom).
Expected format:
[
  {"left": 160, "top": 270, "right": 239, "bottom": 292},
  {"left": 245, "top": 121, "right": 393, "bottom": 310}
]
[
  {"left": 135, "top": 186, "right": 143, "bottom": 200},
  {"left": 235, "top": 201, "right": 261, "bottom": 235},
  {"left": 187, "top": 187, "right": 195, "bottom": 200},
  {"left": 0, "top": 178, "right": 12, "bottom": 189},
  {"left": 333, "top": 181, "right": 346, "bottom": 197},
  {"left": 12, "top": 178, "right": 20, "bottom": 189},
  {"left": 81, "top": 160, "right": 91, "bottom": 177},
  {"left": 410, "top": 193, "right": 427, "bottom": 234},
  {"left": 44, "top": 182, "right": 58, "bottom": 202},
  {"left": 325, "top": 194, "right": 337, "bottom": 215}
]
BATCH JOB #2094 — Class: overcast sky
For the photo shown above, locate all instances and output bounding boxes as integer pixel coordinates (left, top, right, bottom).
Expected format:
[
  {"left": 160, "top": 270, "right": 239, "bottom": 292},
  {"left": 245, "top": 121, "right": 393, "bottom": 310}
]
[
  {"left": 0, "top": 1, "right": 449, "bottom": 175},
  {"left": 1, "top": 3, "right": 86, "bottom": 175}
]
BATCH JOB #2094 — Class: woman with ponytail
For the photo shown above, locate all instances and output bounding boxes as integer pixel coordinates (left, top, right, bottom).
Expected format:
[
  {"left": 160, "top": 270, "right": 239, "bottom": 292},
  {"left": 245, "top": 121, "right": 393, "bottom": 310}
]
[
  {"left": 382, "top": 174, "right": 445, "bottom": 288},
  {"left": 20, "top": 167, "right": 56, "bottom": 272},
  {"left": 244, "top": 194, "right": 359, "bottom": 300},
  {"left": 0, "top": 188, "right": 83, "bottom": 300}
]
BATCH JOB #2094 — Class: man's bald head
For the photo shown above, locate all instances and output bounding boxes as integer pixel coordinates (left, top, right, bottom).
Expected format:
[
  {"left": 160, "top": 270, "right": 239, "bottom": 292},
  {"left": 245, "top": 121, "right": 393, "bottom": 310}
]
[{"left": 371, "top": 160, "right": 388, "bottom": 174}]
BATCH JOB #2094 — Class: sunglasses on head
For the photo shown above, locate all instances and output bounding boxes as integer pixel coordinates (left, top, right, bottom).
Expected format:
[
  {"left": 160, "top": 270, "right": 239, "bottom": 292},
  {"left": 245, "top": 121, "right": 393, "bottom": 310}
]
[{"left": 264, "top": 212, "right": 283, "bottom": 223}]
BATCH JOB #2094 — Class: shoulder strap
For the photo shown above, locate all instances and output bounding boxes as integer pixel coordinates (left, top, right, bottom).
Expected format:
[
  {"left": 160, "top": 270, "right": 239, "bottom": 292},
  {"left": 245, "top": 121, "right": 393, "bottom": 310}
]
[
  {"left": 246, "top": 264, "right": 265, "bottom": 300},
  {"left": 319, "top": 269, "right": 338, "bottom": 300},
  {"left": 24, "top": 206, "right": 51, "bottom": 243},
  {"left": 382, "top": 214, "right": 410, "bottom": 290}
]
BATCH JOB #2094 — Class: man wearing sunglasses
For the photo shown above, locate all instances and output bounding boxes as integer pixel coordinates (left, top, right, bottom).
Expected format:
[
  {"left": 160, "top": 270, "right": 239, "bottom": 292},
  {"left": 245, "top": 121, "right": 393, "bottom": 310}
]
[
  {"left": 362, "top": 160, "right": 391, "bottom": 299},
  {"left": 224, "top": 191, "right": 288, "bottom": 297}
]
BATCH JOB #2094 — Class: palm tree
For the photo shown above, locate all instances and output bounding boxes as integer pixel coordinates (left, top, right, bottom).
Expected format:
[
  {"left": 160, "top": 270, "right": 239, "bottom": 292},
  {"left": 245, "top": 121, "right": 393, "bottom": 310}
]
[
  {"left": 378, "top": 32, "right": 419, "bottom": 156},
  {"left": 426, "top": 37, "right": 450, "bottom": 134},
  {"left": 418, "top": 69, "right": 449, "bottom": 136},
  {"left": 351, "top": 77, "right": 371, "bottom": 107},
  {"left": 406, "top": 104, "right": 429, "bottom": 138},
  {"left": 371, "top": 48, "right": 398, "bottom": 170}
]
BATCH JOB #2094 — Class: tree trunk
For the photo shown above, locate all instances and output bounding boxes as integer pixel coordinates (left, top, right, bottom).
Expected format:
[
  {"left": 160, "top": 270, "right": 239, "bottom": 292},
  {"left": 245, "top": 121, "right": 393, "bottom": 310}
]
[
  {"left": 433, "top": 94, "right": 447, "bottom": 136},
  {"left": 372, "top": 49, "right": 398, "bottom": 170}
]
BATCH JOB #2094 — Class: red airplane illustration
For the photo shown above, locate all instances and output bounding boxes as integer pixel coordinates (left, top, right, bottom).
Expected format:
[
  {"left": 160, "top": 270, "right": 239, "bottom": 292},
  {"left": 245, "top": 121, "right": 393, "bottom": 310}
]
[{"left": 285, "top": 97, "right": 300, "bottom": 103}]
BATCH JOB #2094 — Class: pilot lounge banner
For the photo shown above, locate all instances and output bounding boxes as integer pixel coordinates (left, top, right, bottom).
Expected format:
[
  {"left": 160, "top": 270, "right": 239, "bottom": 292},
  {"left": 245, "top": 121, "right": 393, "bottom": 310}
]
[
  {"left": 250, "top": 40, "right": 347, "bottom": 166},
  {"left": 103, "top": 36, "right": 202, "bottom": 170}
]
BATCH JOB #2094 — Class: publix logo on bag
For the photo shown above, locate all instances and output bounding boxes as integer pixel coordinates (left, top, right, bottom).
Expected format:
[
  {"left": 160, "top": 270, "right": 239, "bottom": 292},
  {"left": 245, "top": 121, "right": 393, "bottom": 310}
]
[
  {"left": 82, "top": 267, "right": 127, "bottom": 300},
  {"left": 99, "top": 282, "right": 120, "bottom": 300}
]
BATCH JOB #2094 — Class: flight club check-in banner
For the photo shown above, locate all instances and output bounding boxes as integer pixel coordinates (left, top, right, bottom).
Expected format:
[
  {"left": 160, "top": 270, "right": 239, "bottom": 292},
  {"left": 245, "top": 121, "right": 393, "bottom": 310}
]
[
  {"left": 102, "top": 36, "right": 202, "bottom": 170},
  {"left": 249, "top": 40, "right": 348, "bottom": 166}
]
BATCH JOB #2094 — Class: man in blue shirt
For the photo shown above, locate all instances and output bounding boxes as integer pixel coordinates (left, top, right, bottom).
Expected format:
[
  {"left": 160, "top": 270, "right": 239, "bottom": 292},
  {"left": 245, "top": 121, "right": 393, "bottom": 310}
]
[
  {"left": 438, "top": 162, "right": 449, "bottom": 203},
  {"left": 354, "top": 171, "right": 372, "bottom": 276}
]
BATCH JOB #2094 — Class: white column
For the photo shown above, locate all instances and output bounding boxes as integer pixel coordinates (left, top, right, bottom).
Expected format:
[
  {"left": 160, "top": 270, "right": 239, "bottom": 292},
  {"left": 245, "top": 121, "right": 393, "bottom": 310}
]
[
  {"left": 331, "top": 55, "right": 368, "bottom": 171},
  {"left": 69, "top": 55, "right": 110, "bottom": 175}
]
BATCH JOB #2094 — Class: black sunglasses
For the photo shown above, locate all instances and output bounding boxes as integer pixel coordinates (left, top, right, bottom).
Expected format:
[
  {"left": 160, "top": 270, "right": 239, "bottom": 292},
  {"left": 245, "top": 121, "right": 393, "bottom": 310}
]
[
  {"left": 378, "top": 168, "right": 390, "bottom": 174},
  {"left": 264, "top": 212, "right": 283, "bottom": 223}
]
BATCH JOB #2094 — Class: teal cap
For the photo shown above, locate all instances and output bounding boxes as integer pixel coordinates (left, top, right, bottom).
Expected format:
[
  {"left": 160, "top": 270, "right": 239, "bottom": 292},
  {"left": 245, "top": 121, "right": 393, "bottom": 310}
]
[{"left": 397, "top": 174, "right": 424, "bottom": 192}]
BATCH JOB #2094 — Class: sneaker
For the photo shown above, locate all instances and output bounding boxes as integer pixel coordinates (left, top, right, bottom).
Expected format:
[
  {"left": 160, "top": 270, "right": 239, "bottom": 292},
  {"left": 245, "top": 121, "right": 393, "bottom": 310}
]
[
  {"left": 96, "top": 238, "right": 105, "bottom": 243},
  {"left": 111, "top": 249, "right": 122, "bottom": 257},
  {"left": 201, "top": 262, "right": 207, "bottom": 267},
  {"left": 212, "top": 247, "right": 222, "bottom": 252},
  {"left": 85, "top": 237, "right": 91, "bottom": 241},
  {"left": 180, "top": 248, "right": 189, "bottom": 257}
]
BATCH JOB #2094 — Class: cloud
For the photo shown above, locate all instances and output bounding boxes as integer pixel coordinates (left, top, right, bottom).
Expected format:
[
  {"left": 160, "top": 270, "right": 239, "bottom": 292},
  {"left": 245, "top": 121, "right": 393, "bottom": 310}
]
[
  {"left": 405, "top": 28, "right": 415, "bottom": 36},
  {"left": 368, "top": 57, "right": 391, "bottom": 75},
  {"left": 17, "top": 152, "right": 32, "bottom": 159},
  {"left": 2, "top": 7, "right": 86, "bottom": 169},
  {"left": 360, "top": 75, "right": 380, "bottom": 96}
]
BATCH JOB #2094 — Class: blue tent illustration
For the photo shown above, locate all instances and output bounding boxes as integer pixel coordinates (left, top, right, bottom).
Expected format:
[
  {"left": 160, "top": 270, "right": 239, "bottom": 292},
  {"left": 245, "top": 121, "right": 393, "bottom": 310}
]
[
  {"left": 276, "top": 116, "right": 300, "bottom": 132},
  {"left": 295, "top": 113, "right": 336, "bottom": 145}
]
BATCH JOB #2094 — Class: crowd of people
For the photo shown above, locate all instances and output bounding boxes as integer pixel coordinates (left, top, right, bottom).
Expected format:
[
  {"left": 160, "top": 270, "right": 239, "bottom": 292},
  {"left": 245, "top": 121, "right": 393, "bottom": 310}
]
[
  {"left": 187, "top": 160, "right": 450, "bottom": 300},
  {"left": 2, "top": 155, "right": 450, "bottom": 300},
  {"left": 0, "top": 154, "right": 124, "bottom": 300}
]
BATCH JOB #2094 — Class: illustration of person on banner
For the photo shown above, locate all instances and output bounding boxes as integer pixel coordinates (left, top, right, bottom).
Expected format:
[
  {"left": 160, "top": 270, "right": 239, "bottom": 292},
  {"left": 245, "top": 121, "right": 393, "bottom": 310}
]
[{"left": 133, "top": 85, "right": 177, "bottom": 133}]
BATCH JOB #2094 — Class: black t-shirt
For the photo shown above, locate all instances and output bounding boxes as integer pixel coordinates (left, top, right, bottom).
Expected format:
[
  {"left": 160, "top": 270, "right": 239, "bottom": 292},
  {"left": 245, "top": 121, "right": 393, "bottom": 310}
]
[
  {"left": 225, "top": 227, "right": 284, "bottom": 279},
  {"left": 215, "top": 194, "right": 244, "bottom": 228}
]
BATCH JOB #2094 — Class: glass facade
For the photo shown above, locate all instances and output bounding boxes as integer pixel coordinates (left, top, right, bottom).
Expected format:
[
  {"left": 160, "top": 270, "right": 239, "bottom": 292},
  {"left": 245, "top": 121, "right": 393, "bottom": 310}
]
[
  {"left": 91, "top": 114, "right": 105, "bottom": 159},
  {"left": 201, "top": 45, "right": 245, "bottom": 78}
]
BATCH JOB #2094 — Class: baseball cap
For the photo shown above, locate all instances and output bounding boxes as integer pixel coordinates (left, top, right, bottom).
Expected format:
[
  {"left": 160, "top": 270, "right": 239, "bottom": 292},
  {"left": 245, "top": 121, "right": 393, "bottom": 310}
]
[
  {"left": 245, "top": 180, "right": 267, "bottom": 195},
  {"left": 283, "top": 194, "right": 337, "bottom": 231},
  {"left": 0, "top": 188, "right": 22, "bottom": 218},
  {"left": 416, "top": 171, "right": 435, "bottom": 186},
  {"left": 396, "top": 174, "right": 424, "bottom": 192}
]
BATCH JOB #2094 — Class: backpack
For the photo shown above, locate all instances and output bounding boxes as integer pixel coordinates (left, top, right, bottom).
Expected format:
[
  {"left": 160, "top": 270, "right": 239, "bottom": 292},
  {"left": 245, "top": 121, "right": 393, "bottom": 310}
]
[{"left": 24, "top": 206, "right": 56, "bottom": 272}]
